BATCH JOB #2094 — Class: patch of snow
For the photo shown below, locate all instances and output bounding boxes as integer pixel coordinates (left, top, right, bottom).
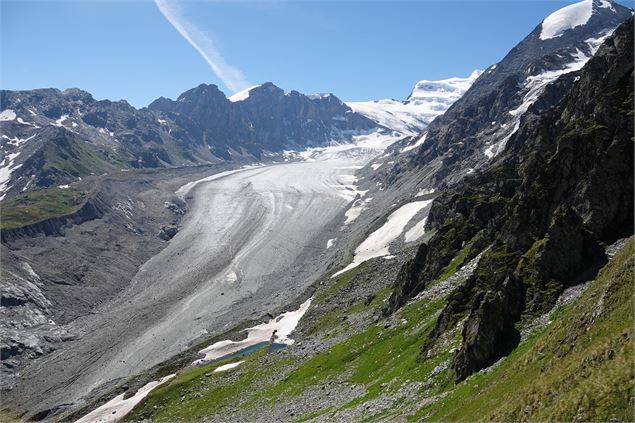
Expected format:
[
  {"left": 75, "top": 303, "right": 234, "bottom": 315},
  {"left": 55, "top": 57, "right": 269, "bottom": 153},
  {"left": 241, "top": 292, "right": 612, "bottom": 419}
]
[
  {"left": 71, "top": 121, "right": 78, "bottom": 128},
  {"left": 193, "top": 298, "right": 311, "bottom": 366},
  {"left": 52, "top": 115, "right": 69, "bottom": 127},
  {"left": 157, "top": 118, "right": 167, "bottom": 125},
  {"left": 0, "top": 109, "right": 16, "bottom": 121},
  {"left": 509, "top": 48, "right": 591, "bottom": 119},
  {"left": 404, "top": 217, "right": 428, "bottom": 243},
  {"left": 1, "top": 133, "right": 36, "bottom": 146},
  {"left": 213, "top": 361, "right": 244, "bottom": 373},
  {"left": 326, "top": 238, "right": 336, "bottom": 249},
  {"left": 228, "top": 85, "right": 262, "bottom": 102},
  {"left": 370, "top": 163, "right": 382, "bottom": 171},
  {"left": 484, "top": 120, "right": 520, "bottom": 159},
  {"left": 0, "top": 150, "right": 23, "bottom": 200},
  {"left": 415, "top": 187, "right": 436, "bottom": 197},
  {"left": 307, "top": 93, "right": 332, "bottom": 100},
  {"left": 225, "top": 270, "right": 238, "bottom": 283},
  {"left": 492, "top": 29, "right": 613, "bottom": 160},
  {"left": 74, "top": 374, "right": 176, "bottom": 423},
  {"left": 540, "top": 0, "right": 593, "bottom": 40},
  {"left": 401, "top": 133, "right": 428, "bottom": 153},
  {"left": 21, "top": 262, "right": 40, "bottom": 281},
  {"left": 16, "top": 117, "right": 40, "bottom": 128},
  {"left": 599, "top": 0, "right": 615, "bottom": 11},
  {"left": 58, "top": 184, "right": 70, "bottom": 189},
  {"left": 332, "top": 199, "right": 434, "bottom": 277}
]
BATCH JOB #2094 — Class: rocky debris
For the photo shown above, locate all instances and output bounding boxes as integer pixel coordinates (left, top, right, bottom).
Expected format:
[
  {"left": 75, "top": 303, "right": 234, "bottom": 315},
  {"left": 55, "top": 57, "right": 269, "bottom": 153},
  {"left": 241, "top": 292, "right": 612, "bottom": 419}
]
[
  {"left": 158, "top": 225, "right": 178, "bottom": 241},
  {"left": 0, "top": 256, "right": 75, "bottom": 377},
  {"left": 413, "top": 251, "right": 484, "bottom": 302},
  {"left": 164, "top": 199, "right": 186, "bottom": 216},
  {"left": 0, "top": 165, "right": 219, "bottom": 392}
]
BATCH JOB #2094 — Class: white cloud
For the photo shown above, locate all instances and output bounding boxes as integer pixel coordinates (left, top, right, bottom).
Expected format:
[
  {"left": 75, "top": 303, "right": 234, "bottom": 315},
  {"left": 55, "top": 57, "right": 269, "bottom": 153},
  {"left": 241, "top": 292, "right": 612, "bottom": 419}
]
[{"left": 155, "top": 0, "right": 250, "bottom": 93}]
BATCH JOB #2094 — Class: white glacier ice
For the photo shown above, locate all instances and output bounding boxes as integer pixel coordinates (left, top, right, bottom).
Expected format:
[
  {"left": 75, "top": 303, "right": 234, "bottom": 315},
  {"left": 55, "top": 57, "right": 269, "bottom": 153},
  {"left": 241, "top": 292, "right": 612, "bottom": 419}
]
[{"left": 540, "top": 0, "right": 593, "bottom": 40}]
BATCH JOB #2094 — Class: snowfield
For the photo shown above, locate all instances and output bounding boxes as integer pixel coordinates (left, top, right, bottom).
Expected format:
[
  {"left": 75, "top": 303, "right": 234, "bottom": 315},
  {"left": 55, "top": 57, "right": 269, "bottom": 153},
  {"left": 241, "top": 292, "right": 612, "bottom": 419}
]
[
  {"left": 404, "top": 217, "right": 428, "bottom": 243},
  {"left": 75, "top": 374, "right": 176, "bottom": 423},
  {"left": 0, "top": 109, "right": 17, "bottom": 121},
  {"left": 332, "top": 199, "right": 434, "bottom": 277},
  {"left": 193, "top": 298, "right": 312, "bottom": 366},
  {"left": 540, "top": 0, "right": 593, "bottom": 40},
  {"left": 347, "top": 71, "right": 481, "bottom": 136},
  {"left": 214, "top": 361, "right": 245, "bottom": 373},
  {"left": 228, "top": 84, "right": 262, "bottom": 102}
]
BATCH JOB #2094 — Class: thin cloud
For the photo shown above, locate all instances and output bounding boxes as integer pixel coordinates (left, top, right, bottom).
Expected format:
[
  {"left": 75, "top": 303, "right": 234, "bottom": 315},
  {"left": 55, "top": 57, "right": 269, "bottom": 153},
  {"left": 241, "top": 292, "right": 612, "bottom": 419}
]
[{"left": 154, "top": 0, "right": 250, "bottom": 92}]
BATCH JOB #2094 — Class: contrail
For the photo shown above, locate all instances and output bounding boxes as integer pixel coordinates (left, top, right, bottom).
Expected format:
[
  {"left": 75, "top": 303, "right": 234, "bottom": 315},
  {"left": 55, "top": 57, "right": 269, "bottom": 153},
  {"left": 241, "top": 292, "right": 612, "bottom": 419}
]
[{"left": 154, "top": 0, "right": 250, "bottom": 92}]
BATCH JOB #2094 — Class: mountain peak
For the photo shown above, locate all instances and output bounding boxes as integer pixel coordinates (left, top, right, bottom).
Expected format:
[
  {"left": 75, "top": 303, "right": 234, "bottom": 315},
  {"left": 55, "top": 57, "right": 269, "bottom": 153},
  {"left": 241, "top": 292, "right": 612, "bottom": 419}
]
[
  {"left": 406, "top": 71, "right": 482, "bottom": 105},
  {"left": 539, "top": 0, "right": 631, "bottom": 40},
  {"left": 177, "top": 83, "right": 225, "bottom": 102},
  {"left": 228, "top": 82, "right": 286, "bottom": 102}
]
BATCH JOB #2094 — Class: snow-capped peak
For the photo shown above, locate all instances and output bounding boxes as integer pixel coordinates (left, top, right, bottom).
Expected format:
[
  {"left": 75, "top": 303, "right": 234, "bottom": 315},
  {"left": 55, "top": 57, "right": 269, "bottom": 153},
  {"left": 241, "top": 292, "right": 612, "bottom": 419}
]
[
  {"left": 406, "top": 70, "right": 482, "bottom": 106},
  {"left": 307, "top": 93, "right": 334, "bottom": 100},
  {"left": 347, "top": 71, "right": 481, "bottom": 136},
  {"left": 228, "top": 85, "right": 262, "bottom": 102},
  {"left": 539, "top": 0, "right": 620, "bottom": 40}
]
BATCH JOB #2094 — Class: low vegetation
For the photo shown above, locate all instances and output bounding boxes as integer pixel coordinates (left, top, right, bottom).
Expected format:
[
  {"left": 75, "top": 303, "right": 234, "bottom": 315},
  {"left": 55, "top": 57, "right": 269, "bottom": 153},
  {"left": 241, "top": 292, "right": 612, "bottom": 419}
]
[
  {"left": 122, "top": 236, "right": 634, "bottom": 422},
  {"left": 0, "top": 187, "right": 85, "bottom": 229}
]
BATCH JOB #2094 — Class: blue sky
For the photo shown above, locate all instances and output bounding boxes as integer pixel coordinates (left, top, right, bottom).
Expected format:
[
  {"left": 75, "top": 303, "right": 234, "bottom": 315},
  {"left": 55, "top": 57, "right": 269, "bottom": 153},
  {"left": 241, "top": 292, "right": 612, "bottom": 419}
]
[{"left": 1, "top": 1, "right": 632, "bottom": 107}]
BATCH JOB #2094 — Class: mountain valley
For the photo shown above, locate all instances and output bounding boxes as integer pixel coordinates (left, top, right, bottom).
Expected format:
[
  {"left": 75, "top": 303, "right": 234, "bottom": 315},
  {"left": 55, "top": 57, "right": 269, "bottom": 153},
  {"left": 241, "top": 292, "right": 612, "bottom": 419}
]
[{"left": 0, "top": 1, "right": 633, "bottom": 422}]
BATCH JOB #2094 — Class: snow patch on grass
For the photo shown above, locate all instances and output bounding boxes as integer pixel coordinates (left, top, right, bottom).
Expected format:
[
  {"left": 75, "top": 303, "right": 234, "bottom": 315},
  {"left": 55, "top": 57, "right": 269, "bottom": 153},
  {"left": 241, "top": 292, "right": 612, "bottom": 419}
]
[
  {"left": 75, "top": 374, "right": 176, "bottom": 423},
  {"left": 213, "top": 361, "right": 245, "bottom": 373},
  {"left": 193, "top": 298, "right": 312, "bottom": 366}
]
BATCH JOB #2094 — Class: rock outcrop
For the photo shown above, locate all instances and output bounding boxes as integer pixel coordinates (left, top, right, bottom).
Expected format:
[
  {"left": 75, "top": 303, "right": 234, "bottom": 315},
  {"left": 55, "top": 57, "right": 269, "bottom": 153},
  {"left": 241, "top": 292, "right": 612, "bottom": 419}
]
[{"left": 388, "top": 17, "right": 634, "bottom": 381}]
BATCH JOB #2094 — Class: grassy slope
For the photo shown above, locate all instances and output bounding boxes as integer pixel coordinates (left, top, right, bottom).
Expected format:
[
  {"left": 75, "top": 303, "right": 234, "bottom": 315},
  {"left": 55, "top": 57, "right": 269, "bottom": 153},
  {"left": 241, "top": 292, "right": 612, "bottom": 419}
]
[
  {"left": 0, "top": 187, "right": 85, "bottom": 229},
  {"left": 416, "top": 238, "right": 634, "bottom": 422},
  {"left": 125, "top": 239, "right": 634, "bottom": 422}
]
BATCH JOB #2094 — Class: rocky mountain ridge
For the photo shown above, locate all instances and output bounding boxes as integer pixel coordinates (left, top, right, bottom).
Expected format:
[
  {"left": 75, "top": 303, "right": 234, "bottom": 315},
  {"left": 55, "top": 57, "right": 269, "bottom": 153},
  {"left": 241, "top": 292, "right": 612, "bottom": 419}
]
[
  {"left": 370, "top": 0, "right": 632, "bottom": 189},
  {"left": 388, "top": 15, "right": 633, "bottom": 381},
  {"left": 0, "top": 83, "right": 379, "bottom": 199}
]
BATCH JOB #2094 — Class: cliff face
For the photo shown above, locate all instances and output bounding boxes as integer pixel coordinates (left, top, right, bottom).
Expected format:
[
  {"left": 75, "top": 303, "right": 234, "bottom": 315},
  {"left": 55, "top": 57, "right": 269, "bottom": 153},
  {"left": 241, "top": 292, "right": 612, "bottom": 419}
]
[{"left": 387, "top": 18, "right": 634, "bottom": 381}]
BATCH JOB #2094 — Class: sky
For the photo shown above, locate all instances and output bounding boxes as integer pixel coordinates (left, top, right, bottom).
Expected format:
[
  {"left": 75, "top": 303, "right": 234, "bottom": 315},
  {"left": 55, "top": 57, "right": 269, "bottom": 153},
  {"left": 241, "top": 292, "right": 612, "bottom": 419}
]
[{"left": 1, "top": 0, "right": 633, "bottom": 107}]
